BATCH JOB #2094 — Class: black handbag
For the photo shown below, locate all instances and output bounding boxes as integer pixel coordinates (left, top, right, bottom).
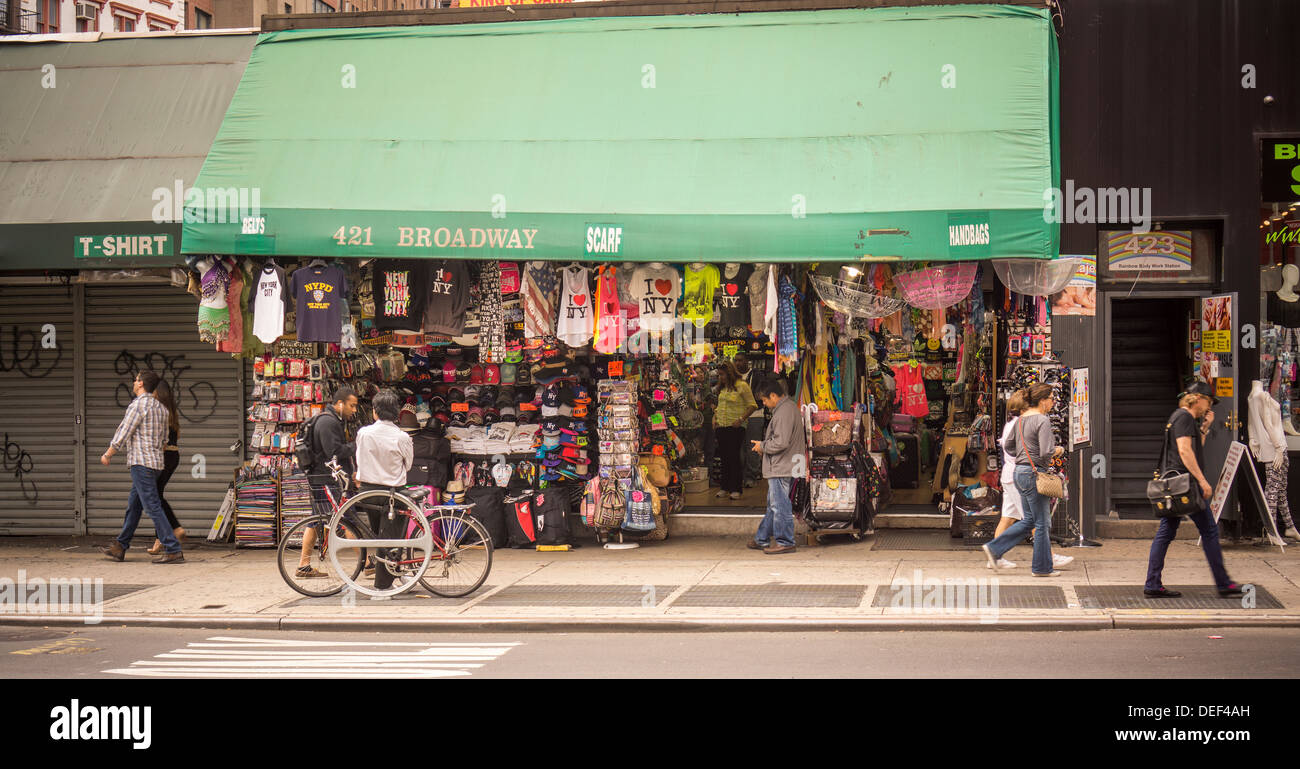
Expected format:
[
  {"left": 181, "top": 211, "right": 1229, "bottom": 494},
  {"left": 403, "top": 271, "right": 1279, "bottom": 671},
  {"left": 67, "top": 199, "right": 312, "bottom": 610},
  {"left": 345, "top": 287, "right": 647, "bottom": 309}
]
[{"left": 1146, "top": 422, "right": 1201, "bottom": 517}]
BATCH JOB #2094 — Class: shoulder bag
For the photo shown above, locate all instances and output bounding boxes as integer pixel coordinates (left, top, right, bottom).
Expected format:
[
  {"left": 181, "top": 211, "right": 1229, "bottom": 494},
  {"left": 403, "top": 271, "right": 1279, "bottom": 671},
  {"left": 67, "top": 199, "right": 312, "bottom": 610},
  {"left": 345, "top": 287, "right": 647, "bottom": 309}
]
[
  {"left": 1018, "top": 417, "right": 1066, "bottom": 498},
  {"left": 1146, "top": 419, "right": 1200, "bottom": 517}
]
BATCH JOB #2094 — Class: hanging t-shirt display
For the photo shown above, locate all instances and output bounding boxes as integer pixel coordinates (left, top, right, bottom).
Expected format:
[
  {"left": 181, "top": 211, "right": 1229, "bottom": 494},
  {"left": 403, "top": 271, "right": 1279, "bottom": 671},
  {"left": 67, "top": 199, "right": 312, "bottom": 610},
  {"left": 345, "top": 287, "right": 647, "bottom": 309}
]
[
  {"left": 251, "top": 262, "right": 289, "bottom": 344},
  {"left": 593, "top": 265, "right": 623, "bottom": 354},
  {"left": 748, "top": 264, "right": 770, "bottom": 332},
  {"left": 891, "top": 360, "right": 930, "bottom": 418},
  {"left": 681, "top": 263, "right": 720, "bottom": 329},
  {"left": 717, "top": 263, "right": 753, "bottom": 328},
  {"left": 479, "top": 261, "right": 507, "bottom": 363},
  {"left": 523, "top": 261, "right": 561, "bottom": 339},
  {"left": 371, "top": 259, "right": 430, "bottom": 333},
  {"left": 422, "top": 260, "right": 473, "bottom": 336},
  {"left": 557, "top": 265, "right": 593, "bottom": 347},
  {"left": 290, "top": 263, "right": 348, "bottom": 343},
  {"left": 631, "top": 263, "right": 681, "bottom": 333}
]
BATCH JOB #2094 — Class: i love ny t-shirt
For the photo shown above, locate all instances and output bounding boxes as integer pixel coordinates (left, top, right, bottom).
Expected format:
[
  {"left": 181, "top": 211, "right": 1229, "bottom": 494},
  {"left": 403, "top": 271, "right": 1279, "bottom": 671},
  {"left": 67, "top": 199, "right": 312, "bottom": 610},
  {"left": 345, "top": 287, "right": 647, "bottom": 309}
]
[
  {"left": 630, "top": 264, "right": 681, "bottom": 333},
  {"left": 717, "top": 263, "right": 753, "bottom": 327}
]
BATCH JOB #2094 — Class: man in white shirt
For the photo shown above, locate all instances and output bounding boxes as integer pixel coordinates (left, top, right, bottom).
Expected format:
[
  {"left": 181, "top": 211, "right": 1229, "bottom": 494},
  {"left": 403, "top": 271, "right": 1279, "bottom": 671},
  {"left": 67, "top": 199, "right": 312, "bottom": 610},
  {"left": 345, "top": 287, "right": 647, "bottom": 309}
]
[{"left": 355, "top": 390, "right": 414, "bottom": 592}]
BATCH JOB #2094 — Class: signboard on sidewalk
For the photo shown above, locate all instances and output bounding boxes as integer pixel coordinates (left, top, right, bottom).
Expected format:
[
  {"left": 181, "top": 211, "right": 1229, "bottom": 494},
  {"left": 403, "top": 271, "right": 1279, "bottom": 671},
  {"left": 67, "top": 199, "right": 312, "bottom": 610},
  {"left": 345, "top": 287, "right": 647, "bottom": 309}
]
[
  {"left": 1069, "top": 367, "right": 1090, "bottom": 448},
  {"left": 1207, "top": 442, "right": 1285, "bottom": 552}
]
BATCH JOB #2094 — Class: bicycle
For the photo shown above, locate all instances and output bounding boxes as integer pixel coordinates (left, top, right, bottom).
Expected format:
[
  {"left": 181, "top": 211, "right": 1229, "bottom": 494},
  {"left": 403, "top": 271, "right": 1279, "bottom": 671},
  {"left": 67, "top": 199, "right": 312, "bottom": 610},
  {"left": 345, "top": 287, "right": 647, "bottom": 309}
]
[{"left": 276, "top": 459, "right": 373, "bottom": 598}]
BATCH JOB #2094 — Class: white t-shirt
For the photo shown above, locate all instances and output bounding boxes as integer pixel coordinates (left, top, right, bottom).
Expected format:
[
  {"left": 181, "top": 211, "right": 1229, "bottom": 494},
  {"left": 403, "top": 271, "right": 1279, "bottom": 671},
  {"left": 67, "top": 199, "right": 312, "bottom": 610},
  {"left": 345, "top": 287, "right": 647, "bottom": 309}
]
[
  {"left": 1000, "top": 418, "right": 1019, "bottom": 484},
  {"left": 630, "top": 264, "right": 681, "bottom": 333},
  {"left": 252, "top": 265, "right": 288, "bottom": 344},
  {"left": 556, "top": 265, "right": 593, "bottom": 347}
]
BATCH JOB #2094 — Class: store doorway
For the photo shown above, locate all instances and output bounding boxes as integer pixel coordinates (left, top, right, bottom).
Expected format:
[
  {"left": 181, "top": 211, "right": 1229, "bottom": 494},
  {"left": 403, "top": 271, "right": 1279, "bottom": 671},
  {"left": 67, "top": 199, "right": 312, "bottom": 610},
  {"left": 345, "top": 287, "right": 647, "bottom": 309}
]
[{"left": 1107, "top": 295, "right": 1199, "bottom": 519}]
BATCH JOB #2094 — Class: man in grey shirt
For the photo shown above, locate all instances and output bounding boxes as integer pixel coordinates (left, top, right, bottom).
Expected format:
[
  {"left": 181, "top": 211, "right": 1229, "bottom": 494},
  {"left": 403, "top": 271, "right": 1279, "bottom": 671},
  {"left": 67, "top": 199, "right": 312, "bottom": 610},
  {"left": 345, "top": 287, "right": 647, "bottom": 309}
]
[{"left": 749, "top": 379, "right": 805, "bottom": 554}]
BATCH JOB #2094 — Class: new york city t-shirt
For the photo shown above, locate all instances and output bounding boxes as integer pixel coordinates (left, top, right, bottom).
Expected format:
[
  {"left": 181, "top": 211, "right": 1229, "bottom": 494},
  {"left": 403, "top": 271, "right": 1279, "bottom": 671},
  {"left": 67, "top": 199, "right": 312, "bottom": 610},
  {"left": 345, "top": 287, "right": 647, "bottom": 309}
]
[
  {"left": 630, "top": 264, "right": 681, "bottom": 333},
  {"left": 290, "top": 264, "right": 347, "bottom": 343},
  {"left": 371, "top": 259, "right": 430, "bottom": 333},
  {"left": 717, "top": 263, "right": 753, "bottom": 328}
]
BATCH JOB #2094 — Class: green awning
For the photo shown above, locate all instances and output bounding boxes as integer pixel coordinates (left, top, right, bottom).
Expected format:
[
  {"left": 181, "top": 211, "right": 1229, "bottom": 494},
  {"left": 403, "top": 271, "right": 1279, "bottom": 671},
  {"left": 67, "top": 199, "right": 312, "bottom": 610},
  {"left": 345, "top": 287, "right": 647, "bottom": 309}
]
[{"left": 183, "top": 5, "right": 1059, "bottom": 262}]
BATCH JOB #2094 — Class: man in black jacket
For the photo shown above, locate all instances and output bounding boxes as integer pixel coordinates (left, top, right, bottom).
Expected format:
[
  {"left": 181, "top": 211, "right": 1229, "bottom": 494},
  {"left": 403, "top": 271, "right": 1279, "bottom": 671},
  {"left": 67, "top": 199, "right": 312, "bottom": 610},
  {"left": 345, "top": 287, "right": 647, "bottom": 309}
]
[{"left": 296, "top": 387, "right": 359, "bottom": 578}]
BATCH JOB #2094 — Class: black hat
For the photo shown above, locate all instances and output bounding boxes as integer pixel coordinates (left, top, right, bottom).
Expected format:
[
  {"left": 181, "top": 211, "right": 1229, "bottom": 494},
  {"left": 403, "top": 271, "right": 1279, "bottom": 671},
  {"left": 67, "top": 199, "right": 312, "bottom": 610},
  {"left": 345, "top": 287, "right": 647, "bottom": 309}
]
[{"left": 1182, "top": 380, "right": 1220, "bottom": 405}]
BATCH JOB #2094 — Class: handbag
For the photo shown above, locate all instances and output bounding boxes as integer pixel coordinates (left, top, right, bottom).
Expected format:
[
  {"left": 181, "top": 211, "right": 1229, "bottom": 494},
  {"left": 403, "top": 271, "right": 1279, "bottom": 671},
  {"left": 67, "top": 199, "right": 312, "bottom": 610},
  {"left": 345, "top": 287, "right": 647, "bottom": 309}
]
[
  {"left": 1017, "top": 418, "right": 1066, "bottom": 498},
  {"left": 623, "top": 467, "right": 657, "bottom": 532},
  {"left": 1146, "top": 421, "right": 1201, "bottom": 517}
]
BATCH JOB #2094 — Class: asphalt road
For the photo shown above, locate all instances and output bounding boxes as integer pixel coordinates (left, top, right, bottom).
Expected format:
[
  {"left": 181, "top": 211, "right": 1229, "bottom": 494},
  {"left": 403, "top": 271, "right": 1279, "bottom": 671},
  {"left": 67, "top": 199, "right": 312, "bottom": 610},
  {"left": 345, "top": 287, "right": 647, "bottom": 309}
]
[{"left": 2, "top": 626, "right": 1299, "bottom": 678}]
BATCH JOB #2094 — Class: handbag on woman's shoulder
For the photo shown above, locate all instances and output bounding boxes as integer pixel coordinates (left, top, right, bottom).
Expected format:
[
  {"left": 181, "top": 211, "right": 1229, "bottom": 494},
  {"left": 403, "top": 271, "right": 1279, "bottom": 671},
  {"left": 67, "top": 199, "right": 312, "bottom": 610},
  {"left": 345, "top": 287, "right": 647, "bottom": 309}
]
[{"left": 1146, "top": 420, "right": 1201, "bottom": 517}]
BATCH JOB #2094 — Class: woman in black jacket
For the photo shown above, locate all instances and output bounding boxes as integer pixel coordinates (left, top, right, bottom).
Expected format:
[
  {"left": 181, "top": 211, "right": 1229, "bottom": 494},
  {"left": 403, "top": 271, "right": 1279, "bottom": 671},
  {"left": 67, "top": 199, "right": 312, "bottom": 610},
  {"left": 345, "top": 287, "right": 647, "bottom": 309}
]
[{"left": 147, "top": 379, "right": 185, "bottom": 554}]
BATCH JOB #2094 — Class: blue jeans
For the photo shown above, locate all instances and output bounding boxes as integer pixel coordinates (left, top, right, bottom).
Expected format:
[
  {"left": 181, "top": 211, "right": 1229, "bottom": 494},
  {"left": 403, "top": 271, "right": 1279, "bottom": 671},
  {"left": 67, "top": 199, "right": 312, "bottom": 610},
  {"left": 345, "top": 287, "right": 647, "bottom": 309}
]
[
  {"left": 756, "top": 477, "right": 796, "bottom": 547},
  {"left": 116, "top": 465, "right": 181, "bottom": 554},
  {"left": 1145, "top": 504, "right": 1233, "bottom": 591},
  {"left": 986, "top": 465, "right": 1053, "bottom": 574}
]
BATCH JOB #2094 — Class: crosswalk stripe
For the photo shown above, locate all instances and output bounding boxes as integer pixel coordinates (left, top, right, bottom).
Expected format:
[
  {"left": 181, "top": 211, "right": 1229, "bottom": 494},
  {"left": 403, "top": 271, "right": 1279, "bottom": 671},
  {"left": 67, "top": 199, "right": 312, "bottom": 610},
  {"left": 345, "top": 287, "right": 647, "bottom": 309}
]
[{"left": 106, "top": 636, "right": 518, "bottom": 678}]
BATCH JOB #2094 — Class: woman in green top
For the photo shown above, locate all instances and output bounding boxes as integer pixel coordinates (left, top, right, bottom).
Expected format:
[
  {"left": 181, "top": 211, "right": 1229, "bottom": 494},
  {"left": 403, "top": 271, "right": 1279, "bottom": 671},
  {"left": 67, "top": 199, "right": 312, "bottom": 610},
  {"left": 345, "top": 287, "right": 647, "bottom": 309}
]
[{"left": 713, "top": 361, "right": 758, "bottom": 500}]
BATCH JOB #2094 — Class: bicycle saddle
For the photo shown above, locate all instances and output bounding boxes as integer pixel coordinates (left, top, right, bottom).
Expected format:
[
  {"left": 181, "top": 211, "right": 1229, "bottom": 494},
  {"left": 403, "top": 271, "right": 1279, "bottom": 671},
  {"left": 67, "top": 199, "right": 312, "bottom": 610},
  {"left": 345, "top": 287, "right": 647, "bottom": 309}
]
[{"left": 405, "top": 487, "right": 431, "bottom": 503}]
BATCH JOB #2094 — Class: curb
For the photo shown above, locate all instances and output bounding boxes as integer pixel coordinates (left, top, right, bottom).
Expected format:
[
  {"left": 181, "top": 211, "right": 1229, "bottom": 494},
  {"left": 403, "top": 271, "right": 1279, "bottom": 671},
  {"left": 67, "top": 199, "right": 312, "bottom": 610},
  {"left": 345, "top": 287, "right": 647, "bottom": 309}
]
[{"left": 4, "top": 612, "right": 1299, "bottom": 632}]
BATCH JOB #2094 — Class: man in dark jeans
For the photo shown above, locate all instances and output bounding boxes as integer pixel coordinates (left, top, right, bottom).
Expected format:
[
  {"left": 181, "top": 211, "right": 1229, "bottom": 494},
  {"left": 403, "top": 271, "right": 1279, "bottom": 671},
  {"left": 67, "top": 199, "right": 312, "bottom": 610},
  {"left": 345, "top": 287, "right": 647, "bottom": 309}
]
[
  {"left": 1145, "top": 382, "right": 1245, "bottom": 598},
  {"left": 353, "top": 390, "right": 414, "bottom": 597},
  {"left": 297, "top": 387, "right": 359, "bottom": 578}
]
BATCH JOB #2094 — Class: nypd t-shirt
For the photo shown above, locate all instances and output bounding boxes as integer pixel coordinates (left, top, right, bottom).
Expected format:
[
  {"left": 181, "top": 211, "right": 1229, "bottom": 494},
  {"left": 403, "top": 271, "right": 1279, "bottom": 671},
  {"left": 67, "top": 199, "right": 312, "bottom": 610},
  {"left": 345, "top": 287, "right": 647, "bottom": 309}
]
[{"left": 291, "top": 264, "right": 348, "bottom": 343}]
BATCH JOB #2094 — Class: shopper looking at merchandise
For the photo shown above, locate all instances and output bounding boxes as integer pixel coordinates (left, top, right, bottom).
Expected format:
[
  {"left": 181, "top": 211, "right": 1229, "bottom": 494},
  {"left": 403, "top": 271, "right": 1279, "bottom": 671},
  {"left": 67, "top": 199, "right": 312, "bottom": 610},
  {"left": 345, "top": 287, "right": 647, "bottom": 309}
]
[
  {"left": 353, "top": 390, "right": 414, "bottom": 596},
  {"left": 749, "top": 379, "right": 805, "bottom": 554},
  {"left": 100, "top": 371, "right": 183, "bottom": 564},
  {"left": 981, "top": 383, "right": 1069, "bottom": 576},
  {"left": 145, "top": 379, "right": 186, "bottom": 556},
  {"left": 296, "top": 387, "right": 359, "bottom": 578},
  {"left": 714, "top": 361, "right": 759, "bottom": 500},
  {"left": 1143, "top": 382, "right": 1245, "bottom": 599},
  {"left": 735, "top": 353, "right": 766, "bottom": 488}
]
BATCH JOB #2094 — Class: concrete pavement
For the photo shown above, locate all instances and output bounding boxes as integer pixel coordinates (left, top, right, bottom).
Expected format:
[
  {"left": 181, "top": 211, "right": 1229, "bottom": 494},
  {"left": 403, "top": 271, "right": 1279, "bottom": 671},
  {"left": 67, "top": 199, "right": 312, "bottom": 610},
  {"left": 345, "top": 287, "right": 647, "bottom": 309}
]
[{"left": 0, "top": 533, "right": 1297, "bottom": 631}]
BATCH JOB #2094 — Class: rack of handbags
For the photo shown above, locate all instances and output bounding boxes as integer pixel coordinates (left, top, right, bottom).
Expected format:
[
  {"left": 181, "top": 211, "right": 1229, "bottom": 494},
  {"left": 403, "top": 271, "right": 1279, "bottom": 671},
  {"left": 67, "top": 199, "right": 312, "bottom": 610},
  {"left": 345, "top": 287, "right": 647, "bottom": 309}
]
[{"left": 799, "top": 403, "right": 880, "bottom": 530}]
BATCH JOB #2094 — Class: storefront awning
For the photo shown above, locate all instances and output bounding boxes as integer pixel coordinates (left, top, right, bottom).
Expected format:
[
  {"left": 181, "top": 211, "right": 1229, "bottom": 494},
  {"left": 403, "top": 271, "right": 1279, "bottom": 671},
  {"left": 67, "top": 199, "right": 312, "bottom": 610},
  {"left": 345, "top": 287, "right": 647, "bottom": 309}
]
[
  {"left": 0, "top": 34, "right": 257, "bottom": 270},
  {"left": 182, "top": 5, "right": 1059, "bottom": 263}
]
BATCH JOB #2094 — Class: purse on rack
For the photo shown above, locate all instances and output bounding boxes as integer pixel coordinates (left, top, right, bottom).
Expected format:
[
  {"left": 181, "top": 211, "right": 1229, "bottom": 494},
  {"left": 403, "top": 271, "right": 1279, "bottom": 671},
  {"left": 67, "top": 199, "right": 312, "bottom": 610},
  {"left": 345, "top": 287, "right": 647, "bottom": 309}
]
[
  {"left": 1017, "top": 418, "right": 1066, "bottom": 498},
  {"left": 1146, "top": 421, "right": 1200, "bottom": 517}
]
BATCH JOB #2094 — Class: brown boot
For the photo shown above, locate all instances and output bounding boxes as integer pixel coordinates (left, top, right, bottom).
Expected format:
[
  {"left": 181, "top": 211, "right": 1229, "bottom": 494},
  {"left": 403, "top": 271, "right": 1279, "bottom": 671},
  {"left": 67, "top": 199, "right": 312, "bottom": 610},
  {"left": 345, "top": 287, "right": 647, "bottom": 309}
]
[
  {"left": 101, "top": 541, "right": 126, "bottom": 562},
  {"left": 151, "top": 551, "right": 185, "bottom": 565},
  {"left": 763, "top": 544, "right": 797, "bottom": 555}
]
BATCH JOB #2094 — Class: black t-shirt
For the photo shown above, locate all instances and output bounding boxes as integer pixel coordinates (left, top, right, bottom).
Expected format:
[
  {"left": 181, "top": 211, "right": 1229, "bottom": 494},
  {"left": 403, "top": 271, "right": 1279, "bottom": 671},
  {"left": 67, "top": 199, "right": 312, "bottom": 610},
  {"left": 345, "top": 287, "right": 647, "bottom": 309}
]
[
  {"left": 716, "top": 264, "right": 753, "bottom": 327},
  {"left": 1163, "top": 408, "right": 1204, "bottom": 475},
  {"left": 1267, "top": 293, "right": 1300, "bottom": 329},
  {"left": 290, "top": 264, "right": 348, "bottom": 343},
  {"left": 371, "top": 259, "right": 430, "bottom": 332}
]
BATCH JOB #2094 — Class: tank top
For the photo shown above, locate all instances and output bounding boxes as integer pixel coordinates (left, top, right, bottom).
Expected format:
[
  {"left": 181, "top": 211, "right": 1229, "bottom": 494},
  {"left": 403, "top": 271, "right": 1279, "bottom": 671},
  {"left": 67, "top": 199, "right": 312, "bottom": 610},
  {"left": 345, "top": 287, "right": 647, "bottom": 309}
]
[
  {"left": 557, "top": 265, "right": 593, "bottom": 348},
  {"left": 592, "top": 265, "right": 623, "bottom": 354}
]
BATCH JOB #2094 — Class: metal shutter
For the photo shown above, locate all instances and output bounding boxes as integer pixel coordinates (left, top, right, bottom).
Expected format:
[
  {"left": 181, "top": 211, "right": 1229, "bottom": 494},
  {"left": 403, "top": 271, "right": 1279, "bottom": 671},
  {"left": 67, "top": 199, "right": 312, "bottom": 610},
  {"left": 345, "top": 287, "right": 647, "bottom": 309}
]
[
  {"left": 0, "top": 285, "right": 79, "bottom": 535},
  {"left": 84, "top": 284, "right": 244, "bottom": 535}
]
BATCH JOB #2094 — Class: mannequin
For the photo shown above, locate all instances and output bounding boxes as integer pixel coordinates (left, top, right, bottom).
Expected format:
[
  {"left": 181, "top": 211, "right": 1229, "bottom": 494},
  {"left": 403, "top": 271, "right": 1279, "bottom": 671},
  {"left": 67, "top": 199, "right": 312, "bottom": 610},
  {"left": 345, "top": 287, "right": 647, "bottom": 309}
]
[
  {"left": 1278, "top": 265, "right": 1299, "bottom": 303},
  {"left": 1248, "top": 380, "right": 1300, "bottom": 539}
]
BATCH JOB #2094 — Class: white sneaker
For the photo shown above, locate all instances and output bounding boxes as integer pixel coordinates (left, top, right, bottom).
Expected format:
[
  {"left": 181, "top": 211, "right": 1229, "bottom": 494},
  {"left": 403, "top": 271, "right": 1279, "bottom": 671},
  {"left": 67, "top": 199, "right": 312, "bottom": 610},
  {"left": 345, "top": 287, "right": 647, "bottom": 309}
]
[
  {"left": 1033, "top": 571, "right": 1062, "bottom": 577},
  {"left": 981, "top": 543, "right": 997, "bottom": 569},
  {"left": 1052, "top": 554, "right": 1074, "bottom": 568},
  {"left": 729, "top": 492, "right": 742, "bottom": 500},
  {"left": 715, "top": 490, "right": 728, "bottom": 499},
  {"left": 370, "top": 594, "right": 392, "bottom": 601},
  {"left": 995, "top": 558, "right": 1017, "bottom": 569}
]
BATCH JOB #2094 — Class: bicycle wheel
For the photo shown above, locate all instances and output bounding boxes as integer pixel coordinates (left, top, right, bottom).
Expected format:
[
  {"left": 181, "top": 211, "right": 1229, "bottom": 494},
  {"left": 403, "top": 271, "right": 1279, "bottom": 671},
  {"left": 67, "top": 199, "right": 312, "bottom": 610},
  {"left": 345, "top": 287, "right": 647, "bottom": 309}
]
[
  {"left": 276, "top": 514, "right": 368, "bottom": 598},
  {"left": 419, "top": 513, "right": 493, "bottom": 598},
  {"left": 329, "top": 489, "right": 432, "bottom": 598}
]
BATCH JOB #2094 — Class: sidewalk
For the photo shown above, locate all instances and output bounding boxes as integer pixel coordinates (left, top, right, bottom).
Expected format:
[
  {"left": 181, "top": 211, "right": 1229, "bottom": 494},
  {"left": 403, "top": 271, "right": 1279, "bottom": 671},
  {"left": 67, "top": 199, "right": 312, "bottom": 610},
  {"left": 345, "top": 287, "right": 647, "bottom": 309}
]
[{"left": 0, "top": 533, "right": 1297, "bottom": 631}]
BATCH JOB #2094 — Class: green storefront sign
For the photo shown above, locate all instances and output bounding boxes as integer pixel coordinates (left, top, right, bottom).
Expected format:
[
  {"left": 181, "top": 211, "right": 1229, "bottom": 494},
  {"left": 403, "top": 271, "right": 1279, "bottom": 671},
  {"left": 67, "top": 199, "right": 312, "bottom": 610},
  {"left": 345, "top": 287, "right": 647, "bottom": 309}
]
[
  {"left": 585, "top": 224, "right": 624, "bottom": 257},
  {"left": 75, "top": 233, "right": 174, "bottom": 259}
]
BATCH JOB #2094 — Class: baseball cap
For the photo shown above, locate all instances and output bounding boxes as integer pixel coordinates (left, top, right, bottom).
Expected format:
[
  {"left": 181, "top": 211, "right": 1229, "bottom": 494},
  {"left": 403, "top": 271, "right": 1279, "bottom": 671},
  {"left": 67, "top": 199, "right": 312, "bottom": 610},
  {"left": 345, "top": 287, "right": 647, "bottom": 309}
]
[
  {"left": 483, "top": 407, "right": 500, "bottom": 425},
  {"left": 442, "top": 361, "right": 457, "bottom": 383},
  {"left": 455, "top": 362, "right": 472, "bottom": 382},
  {"left": 572, "top": 384, "right": 591, "bottom": 404},
  {"left": 1181, "top": 380, "right": 1220, "bottom": 405},
  {"left": 484, "top": 364, "right": 500, "bottom": 384},
  {"left": 447, "top": 387, "right": 465, "bottom": 403},
  {"left": 498, "top": 405, "right": 517, "bottom": 422},
  {"left": 465, "top": 384, "right": 481, "bottom": 402},
  {"left": 504, "top": 348, "right": 524, "bottom": 364},
  {"left": 500, "top": 363, "right": 517, "bottom": 384},
  {"left": 542, "top": 385, "right": 561, "bottom": 408},
  {"left": 468, "top": 405, "right": 485, "bottom": 425},
  {"left": 398, "top": 405, "right": 421, "bottom": 432},
  {"left": 470, "top": 364, "right": 484, "bottom": 384}
]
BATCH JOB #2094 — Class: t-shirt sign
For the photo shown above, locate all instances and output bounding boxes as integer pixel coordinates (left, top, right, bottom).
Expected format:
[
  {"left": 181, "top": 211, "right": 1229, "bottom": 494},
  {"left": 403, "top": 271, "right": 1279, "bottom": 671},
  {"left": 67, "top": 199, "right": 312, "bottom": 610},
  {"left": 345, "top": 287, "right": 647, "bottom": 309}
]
[
  {"left": 585, "top": 224, "right": 623, "bottom": 257},
  {"left": 290, "top": 264, "right": 347, "bottom": 343},
  {"left": 371, "top": 259, "right": 429, "bottom": 332}
]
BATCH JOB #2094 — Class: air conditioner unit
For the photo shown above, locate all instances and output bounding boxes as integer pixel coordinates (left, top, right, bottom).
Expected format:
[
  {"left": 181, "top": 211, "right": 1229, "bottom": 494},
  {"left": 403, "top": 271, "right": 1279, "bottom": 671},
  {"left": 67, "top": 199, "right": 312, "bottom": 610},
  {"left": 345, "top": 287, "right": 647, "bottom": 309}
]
[{"left": 75, "top": 2, "right": 97, "bottom": 19}]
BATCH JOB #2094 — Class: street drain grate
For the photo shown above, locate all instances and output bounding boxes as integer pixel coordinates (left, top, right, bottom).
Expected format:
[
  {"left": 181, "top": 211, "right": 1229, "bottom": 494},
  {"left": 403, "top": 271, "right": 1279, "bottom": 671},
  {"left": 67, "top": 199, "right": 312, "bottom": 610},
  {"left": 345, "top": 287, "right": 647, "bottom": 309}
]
[
  {"left": 673, "top": 585, "right": 865, "bottom": 608},
  {"left": 1075, "top": 585, "right": 1285, "bottom": 610},
  {"left": 281, "top": 590, "right": 484, "bottom": 608},
  {"left": 478, "top": 585, "right": 677, "bottom": 607},
  {"left": 872, "top": 530, "right": 965, "bottom": 551},
  {"left": 872, "top": 584, "right": 1067, "bottom": 609},
  {"left": 53, "top": 584, "right": 151, "bottom": 604}
]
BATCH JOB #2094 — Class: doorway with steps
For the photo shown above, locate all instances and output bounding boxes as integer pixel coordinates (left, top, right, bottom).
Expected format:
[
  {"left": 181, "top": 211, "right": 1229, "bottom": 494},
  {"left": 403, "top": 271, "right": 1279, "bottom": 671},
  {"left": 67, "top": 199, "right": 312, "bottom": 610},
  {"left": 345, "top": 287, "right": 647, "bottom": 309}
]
[{"left": 1108, "top": 296, "right": 1199, "bottom": 519}]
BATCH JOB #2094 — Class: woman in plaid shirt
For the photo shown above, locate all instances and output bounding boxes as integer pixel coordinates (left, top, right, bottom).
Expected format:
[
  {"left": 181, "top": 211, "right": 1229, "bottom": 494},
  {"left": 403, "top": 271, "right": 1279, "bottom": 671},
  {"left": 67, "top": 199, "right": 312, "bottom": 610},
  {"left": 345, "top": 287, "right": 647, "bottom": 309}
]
[{"left": 100, "top": 371, "right": 185, "bottom": 564}]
